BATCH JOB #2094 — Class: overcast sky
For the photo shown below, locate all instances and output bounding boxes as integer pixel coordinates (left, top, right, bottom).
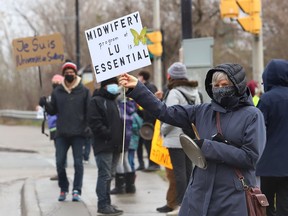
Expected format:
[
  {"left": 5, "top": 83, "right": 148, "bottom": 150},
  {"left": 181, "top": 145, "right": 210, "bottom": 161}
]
[{"left": 1, "top": 0, "right": 37, "bottom": 39}]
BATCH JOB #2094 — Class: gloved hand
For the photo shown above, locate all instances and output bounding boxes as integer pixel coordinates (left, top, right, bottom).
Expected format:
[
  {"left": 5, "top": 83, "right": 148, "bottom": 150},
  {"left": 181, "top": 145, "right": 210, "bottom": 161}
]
[
  {"left": 193, "top": 139, "right": 204, "bottom": 148},
  {"left": 212, "top": 133, "right": 229, "bottom": 144},
  {"left": 38, "top": 96, "right": 47, "bottom": 107}
]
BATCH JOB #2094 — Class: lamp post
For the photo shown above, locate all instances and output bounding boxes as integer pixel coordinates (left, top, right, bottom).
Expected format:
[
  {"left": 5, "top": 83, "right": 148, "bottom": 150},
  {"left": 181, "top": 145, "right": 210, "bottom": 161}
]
[
  {"left": 153, "top": 0, "right": 162, "bottom": 90},
  {"left": 181, "top": 0, "right": 192, "bottom": 39},
  {"left": 75, "top": 0, "right": 80, "bottom": 68}
]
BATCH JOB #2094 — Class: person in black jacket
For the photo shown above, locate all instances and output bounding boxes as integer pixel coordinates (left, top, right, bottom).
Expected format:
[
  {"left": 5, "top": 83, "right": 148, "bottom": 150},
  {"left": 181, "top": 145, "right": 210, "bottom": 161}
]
[
  {"left": 256, "top": 59, "right": 288, "bottom": 216},
  {"left": 39, "top": 61, "right": 90, "bottom": 202},
  {"left": 88, "top": 77, "right": 123, "bottom": 215}
]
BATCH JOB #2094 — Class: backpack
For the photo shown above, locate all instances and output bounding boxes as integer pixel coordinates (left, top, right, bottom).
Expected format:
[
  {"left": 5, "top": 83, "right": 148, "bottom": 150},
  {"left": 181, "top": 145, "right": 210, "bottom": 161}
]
[{"left": 176, "top": 89, "right": 196, "bottom": 105}]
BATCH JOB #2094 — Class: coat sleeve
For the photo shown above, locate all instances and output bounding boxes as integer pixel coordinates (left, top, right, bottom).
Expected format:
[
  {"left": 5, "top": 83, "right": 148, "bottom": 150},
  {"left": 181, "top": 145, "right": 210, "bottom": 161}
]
[
  {"left": 127, "top": 82, "right": 195, "bottom": 130},
  {"left": 45, "top": 91, "right": 57, "bottom": 115}
]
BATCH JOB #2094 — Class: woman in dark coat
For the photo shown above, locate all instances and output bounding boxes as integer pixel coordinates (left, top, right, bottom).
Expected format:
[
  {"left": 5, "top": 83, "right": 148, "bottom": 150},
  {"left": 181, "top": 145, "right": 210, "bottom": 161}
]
[
  {"left": 256, "top": 59, "right": 288, "bottom": 216},
  {"left": 119, "top": 63, "right": 266, "bottom": 216}
]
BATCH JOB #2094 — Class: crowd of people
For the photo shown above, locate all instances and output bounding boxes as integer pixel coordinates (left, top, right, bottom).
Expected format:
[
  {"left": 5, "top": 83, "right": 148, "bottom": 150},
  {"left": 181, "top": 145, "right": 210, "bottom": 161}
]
[{"left": 37, "top": 58, "right": 288, "bottom": 216}]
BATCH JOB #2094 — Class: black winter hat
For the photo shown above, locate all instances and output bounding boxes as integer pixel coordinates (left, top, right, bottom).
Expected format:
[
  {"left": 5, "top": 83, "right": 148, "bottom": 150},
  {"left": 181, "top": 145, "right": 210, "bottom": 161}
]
[
  {"left": 100, "top": 77, "right": 118, "bottom": 88},
  {"left": 205, "top": 63, "right": 247, "bottom": 99}
]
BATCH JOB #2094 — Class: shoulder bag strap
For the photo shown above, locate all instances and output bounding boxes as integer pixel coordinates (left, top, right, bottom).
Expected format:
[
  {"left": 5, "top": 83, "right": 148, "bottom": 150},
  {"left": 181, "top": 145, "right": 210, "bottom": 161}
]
[{"left": 215, "top": 112, "right": 248, "bottom": 188}]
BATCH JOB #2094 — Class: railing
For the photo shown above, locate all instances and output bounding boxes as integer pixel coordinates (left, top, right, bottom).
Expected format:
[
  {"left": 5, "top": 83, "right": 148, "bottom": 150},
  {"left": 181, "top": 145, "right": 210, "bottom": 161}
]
[{"left": 0, "top": 109, "right": 43, "bottom": 120}]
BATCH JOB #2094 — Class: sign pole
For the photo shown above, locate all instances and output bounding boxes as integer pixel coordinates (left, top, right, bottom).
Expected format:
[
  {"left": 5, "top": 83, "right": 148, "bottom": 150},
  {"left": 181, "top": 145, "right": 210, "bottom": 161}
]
[{"left": 38, "top": 66, "right": 43, "bottom": 89}]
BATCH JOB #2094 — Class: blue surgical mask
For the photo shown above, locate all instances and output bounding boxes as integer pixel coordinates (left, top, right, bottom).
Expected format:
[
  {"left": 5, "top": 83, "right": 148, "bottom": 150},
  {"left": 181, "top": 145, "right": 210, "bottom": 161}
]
[{"left": 106, "top": 84, "right": 119, "bottom": 95}]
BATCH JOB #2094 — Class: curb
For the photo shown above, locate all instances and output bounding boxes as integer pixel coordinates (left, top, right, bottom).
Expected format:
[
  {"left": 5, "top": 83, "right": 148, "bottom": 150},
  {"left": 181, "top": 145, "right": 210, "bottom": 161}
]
[{"left": 21, "top": 178, "right": 42, "bottom": 216}]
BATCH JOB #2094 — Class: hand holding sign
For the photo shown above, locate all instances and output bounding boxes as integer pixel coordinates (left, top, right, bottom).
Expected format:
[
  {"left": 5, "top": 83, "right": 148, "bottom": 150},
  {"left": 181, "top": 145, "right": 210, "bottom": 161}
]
[{"left": 119, "top": 73, "right": 138, "bottom": 89}]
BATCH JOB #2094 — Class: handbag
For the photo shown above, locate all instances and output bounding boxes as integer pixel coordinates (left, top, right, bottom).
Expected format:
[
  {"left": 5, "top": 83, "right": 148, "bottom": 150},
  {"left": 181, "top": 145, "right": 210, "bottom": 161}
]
[{"left": 215, "top": 112, "right": 269, "bottom": 216}]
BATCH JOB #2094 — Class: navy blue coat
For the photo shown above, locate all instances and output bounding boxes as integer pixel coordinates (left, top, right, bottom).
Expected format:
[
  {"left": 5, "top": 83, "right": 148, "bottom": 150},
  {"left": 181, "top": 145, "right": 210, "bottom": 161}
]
[
  {"left": 127, "top": 81, "right": 266, "bottom": 216},
  {"left": 256, "top": 59, "right": 288, "bottom": 177}
]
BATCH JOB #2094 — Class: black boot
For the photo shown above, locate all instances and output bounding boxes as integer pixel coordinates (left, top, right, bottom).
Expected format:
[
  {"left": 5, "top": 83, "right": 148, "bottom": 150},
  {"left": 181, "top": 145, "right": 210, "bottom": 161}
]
[
  {"left": 125, "top": 172, "right": 136, "bottom": 193},
  {"left": 110, "top": 173, "right": 126, "bottom": 195}
]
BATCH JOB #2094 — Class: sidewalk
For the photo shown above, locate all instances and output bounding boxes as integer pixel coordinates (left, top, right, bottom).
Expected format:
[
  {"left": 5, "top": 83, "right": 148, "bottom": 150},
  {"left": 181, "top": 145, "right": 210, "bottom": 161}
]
[
  {"left": 24, "top": 163, "right": 168, "bottom": 216},
  {"left": 0, "top": 124, "right": 169, "bottom": 216}
]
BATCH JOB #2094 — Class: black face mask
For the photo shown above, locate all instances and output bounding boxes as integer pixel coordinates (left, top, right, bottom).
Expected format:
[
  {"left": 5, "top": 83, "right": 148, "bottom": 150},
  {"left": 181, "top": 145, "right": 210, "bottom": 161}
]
[
  {"left": 212, "top": 86, "right": 239, "bottom": 108},
  {"left": 65, "top": 74, "right": 75, "bottom": 83}
]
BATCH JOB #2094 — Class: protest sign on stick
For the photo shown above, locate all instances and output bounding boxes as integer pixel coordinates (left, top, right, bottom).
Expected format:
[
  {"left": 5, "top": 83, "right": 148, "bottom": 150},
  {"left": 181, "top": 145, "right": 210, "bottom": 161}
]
[
  {"left": 85, "top": 11, "right": 151, "bottom": 82},
  {"left": 12, "top": 33, "right": 64, "bottom": 70}
]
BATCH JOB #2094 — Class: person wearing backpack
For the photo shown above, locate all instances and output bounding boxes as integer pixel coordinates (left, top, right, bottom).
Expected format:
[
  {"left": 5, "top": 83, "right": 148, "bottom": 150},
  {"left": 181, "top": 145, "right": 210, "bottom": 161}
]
[{"left": 160, "top": 62, "right": 202, "bottom": 215}]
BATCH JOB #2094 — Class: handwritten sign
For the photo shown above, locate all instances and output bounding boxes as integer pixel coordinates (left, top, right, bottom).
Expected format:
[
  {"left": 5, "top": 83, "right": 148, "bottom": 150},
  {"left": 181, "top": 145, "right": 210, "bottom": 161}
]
[
  {"left": 150, "top": 120, "right": 173, "bottom": 169},
  {"left": 12, "top": 33, "right": 64, "bottom": 70},
  {"left": 85, "top": 11, "right": 151, "bottom": 82}
]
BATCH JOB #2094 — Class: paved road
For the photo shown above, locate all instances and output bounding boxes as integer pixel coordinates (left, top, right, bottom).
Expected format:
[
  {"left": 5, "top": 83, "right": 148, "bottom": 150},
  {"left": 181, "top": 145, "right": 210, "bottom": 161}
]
[{"left": 0, "top": 124, "right": 168, "bottom": 216}]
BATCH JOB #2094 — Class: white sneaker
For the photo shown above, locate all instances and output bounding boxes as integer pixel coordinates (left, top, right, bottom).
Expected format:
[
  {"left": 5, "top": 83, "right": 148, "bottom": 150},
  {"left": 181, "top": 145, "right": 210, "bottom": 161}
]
[{"left": 166, "top": 206, "right": 180, "bottom": 216}]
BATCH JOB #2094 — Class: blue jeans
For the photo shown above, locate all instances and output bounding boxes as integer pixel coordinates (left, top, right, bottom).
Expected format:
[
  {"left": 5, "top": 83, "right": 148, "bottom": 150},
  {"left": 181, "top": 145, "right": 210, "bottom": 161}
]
[
  {"left": 95, "top": 152, "right": 120, "bottom": 209},
  {"left": 55, "top": 136, "right": 84, "bottom": 194}
]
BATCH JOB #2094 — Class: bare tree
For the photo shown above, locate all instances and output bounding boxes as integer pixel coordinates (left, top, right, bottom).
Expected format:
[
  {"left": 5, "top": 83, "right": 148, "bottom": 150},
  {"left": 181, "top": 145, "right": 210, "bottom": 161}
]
[{"left": 1, "top": 0, "right": 287, "bottom": 110}]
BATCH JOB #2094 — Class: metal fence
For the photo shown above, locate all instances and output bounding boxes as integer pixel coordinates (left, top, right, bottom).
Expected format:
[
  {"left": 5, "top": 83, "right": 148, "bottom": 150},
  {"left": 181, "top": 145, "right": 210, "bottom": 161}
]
[{"left": 0, "top": 110, "right": 41, "bottom": 120}]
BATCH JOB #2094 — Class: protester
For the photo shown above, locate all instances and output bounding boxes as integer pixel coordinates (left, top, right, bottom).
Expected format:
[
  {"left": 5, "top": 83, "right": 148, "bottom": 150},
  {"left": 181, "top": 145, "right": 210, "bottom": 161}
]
[
  {"left": 136, "top": 70, "right": 159, "bottom": 171},
  {"left": 256, "top": 59, "right": 288, "bottom": 216},
  {"left": 110, "top": 97, "right": 137, "bottom": 194},
  {"left": 127, "top": 106, "right": 143, "bottom": 172},
  {"left": 152, "top": 87, "right": 178, "bottom": 214},
  {"left": 160, "top": 62, "right": 201, "bottom": 215},
  {"left": 119, "top": 63, "right": 266, "bottom": 216},
  {"left": 156, "top": 168, "right": 178, "bottom": 214},
  {"left": 39, "top": 61, "right": 90, "bottom": 202},
  {"left": 88, "top": 77, "right": 123, "bottom": 215},
  {"left": 47, "top": 74, "right": 64, "bottom": 181},
  {"left": 247, "top": 80, "right": 261, "bottom": 106}
]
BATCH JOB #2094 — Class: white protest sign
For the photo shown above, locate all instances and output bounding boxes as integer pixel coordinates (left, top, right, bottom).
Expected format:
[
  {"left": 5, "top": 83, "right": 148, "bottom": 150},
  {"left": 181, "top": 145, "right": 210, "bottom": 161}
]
[{"left": 85, "top": 11, "right": 151, "bottom": 82}]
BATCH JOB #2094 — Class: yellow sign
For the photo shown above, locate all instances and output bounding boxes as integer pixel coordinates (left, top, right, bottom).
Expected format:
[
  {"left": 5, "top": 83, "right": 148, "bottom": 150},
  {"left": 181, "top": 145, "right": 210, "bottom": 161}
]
[
  {"left": 12, "top": 33, "right": 65, "bottom": 70},
  {"left": 150, "top": 120, "right": 173, "bottom": 169}
]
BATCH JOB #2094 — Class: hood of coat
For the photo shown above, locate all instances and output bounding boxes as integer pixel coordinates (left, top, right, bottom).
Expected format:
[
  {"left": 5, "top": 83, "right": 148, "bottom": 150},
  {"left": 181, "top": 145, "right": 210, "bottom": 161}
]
[
  {"left": 62, "top": 76, "right": 81, "bottom": 93},
  {"left": 205, "top": 63, "right": 253, "bottom": 108},
  {"left": 166, "top": 79, "right": 200, "bottom": 104},
  {"left": 205, "top": 63, "right": 247, "bottom": 98},
  {"left": 262, "top": 59, "right": 288, "bottom": 92}
]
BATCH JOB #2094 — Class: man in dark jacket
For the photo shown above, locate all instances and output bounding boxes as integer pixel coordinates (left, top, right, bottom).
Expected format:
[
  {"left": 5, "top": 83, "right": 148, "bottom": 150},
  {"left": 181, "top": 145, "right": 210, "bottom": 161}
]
[
  {"left": 88, "top": 77, "right": 123, "bottom": 215},
  {"left": 39, "top": 61, "right": 90, "bottom": 202},
  {"left": 256, "top": 59, "right": 288, "bottom": 216}
]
